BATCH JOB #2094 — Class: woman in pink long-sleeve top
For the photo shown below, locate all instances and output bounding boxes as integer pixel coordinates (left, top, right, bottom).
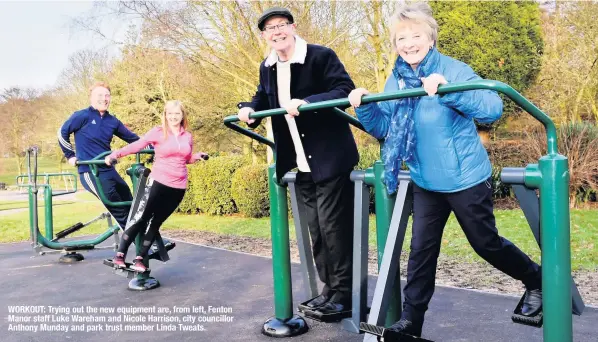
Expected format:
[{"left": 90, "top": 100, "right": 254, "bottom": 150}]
[{"left": 105, "top": 100, "right": 207, "bottom": 272}]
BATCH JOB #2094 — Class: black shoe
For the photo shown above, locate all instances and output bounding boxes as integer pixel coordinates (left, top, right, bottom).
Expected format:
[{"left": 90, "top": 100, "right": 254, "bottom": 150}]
[
  {"left": 305, "top": 294, "right": 332, "bottom": 309},
  {"left": 309, "top": 301, "right": 351, "bottom": 322},
  {"left": 521, "top": 289, "right": 542, "bottom": 316},
  {"left": 150, "top": 238, "right": 171, "bottom": 252},
  {"left": 148, "top": 238, "right": 173, "bottom": 258},
  {"left": 387, "top": 318, "right": 422, "bottom": 338},
  {"left": 314, "top": 292, "right": 351, "bottom": 316},
  {"left": 303, "top": 292, "right": 351, "bottom": 322}
]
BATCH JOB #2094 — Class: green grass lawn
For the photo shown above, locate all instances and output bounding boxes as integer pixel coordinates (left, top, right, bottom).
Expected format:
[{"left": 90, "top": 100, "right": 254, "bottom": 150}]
[
  {"left": 0, "top": 200, "right": 77, "bottom": 211},
  {"left": 0, "top": 196, "right": 596, "bottom": 271},
  {"left": 0, "top": 156, "right": 68, "bottom": 185},
  {"left": 0, "top": 200, "right": 30, "bottom": 211}
]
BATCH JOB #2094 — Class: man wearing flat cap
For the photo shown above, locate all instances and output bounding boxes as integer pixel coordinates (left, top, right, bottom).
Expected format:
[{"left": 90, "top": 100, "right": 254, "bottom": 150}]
[{"left": 237, "top": 7, "right": 359, "bottom": 320}]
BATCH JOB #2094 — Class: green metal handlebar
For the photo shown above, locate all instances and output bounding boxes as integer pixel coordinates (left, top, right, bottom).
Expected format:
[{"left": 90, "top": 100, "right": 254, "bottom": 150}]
[
  {"left": 16, "top": 173, "right": 77, "bottom": 196},
  {"left": 223, "top": 120, "right": 275, "bottom": 148},
  {"left": 223, "top": 107, "right": 366, "bottom": 149},
  {"left": 76, "top": 149, "right": 155, "bottom": 165},
  {"left": 76, "top": 149, "right": 155, "bottom": 207},
  {"left": 223, "top": 80, "right": 557, "bottom": 155}
]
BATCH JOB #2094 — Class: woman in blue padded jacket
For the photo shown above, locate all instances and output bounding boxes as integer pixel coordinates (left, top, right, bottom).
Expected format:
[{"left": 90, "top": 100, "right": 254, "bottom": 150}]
[{"left": 348, "top": 2, "right": 542, "bottom": 338}]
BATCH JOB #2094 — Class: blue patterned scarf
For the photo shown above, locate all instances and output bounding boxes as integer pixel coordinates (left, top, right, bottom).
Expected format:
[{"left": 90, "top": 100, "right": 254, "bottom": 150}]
[{"left": 382, "top": 47, "right": 440, "bottom": 194}]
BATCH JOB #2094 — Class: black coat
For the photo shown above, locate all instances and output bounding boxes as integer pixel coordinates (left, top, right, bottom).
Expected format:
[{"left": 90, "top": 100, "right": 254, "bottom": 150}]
[{"left": 238, "top": 44, "right": 359, "bottom": 183}]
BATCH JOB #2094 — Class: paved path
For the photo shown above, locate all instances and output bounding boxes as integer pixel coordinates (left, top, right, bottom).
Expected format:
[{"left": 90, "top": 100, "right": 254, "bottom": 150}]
[{"left": 1, "top": 238, "right": 595, "bottom": 342}]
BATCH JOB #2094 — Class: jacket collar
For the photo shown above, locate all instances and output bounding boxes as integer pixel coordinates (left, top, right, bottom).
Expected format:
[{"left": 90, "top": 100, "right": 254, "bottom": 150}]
[
  {"left": 264, "top": 35, "right": 307, "bottom": 67},
  {"left": 89, "top": 106, "right": 110, "bottom": 117},
  {"left": 171, "top": 125, "right": 186, "bottom": 136}
]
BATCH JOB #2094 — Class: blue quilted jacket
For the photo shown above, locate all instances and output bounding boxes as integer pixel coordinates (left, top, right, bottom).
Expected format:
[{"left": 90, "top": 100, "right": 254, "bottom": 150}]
[{"left": 356, "top": 52, "right": 503, "bottom": 193}]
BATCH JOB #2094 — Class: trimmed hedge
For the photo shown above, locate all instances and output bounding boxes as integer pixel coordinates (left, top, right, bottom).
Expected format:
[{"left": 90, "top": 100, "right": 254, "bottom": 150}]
[
  {"left": 357, "top": 143, "right": 381, "bottom": 213},
  {"left": 231, "top": 164, "right": 270, "bottom": 218},
  {"left": 357, "top": 143, "right": 380, "bottom": 170},
  {"left": 178, "top": 155, "right": 247, "bottom": 215}
]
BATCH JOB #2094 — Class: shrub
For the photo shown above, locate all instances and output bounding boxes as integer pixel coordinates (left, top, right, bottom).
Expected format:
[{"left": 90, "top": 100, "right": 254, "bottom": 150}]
[
  {"left": 490, "top": 165, "right": 512, "bottom": 200},
  {"left": 486, "top": 139, "right": 531, "bottom": 169},
  {"left": 520, "top": 122, "right": 598, "bottom": 207},
  {"left": 179, "top": 155, "right": 247, "bottom": 215},
  {"left": 231, "top": 164, "right": 270, "bottom": 218},
  {"left": 357, "top": 143, "right": 380, "bottom": 170},
  {"left": 431, "top": 0, "right": 543, "bottom": 120},
  {"left": 486, "top": 139, "right": 537, "bottom": 204},
  {"left": 357, "top": 143, "right": 381, "bottom": 213}
]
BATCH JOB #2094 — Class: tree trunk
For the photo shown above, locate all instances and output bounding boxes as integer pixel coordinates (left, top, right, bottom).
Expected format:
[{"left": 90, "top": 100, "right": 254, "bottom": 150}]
[{"left": 15, "top": 154, "right": 23, "bottom": 178}]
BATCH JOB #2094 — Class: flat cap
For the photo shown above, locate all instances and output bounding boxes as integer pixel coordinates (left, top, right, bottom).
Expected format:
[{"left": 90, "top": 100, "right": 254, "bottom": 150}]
[{"left": 257, "top": 7, "right": 294, "bottom": 31}]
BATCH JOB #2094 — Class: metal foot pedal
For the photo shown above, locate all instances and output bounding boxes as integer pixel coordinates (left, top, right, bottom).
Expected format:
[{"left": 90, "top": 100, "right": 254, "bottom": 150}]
[
  {"left": 63, "top": 244, "right": 95, "bottom": 251},
  {"left": 103, "top": 259, "right": 151, "bottom": 279},
  {"left": 511, "top": 294, "right": 543, "bottom": 327},
  {"left": 359, "top": 322, "right": 433, "bottom": 342},
  {"left": 303, "top": 307, "right": 352, "bottom": 323}
]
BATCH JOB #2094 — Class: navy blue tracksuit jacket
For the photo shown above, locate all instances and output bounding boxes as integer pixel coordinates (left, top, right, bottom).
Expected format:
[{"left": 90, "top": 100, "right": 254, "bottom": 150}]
[{"left": 58, "top": 106, "right": 139, "bottom": 229}]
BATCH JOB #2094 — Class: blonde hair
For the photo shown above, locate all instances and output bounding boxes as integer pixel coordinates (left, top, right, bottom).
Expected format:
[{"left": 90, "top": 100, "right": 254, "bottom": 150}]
[
  {"left": 390, "top": 2, "right": 439, "bottom": 51},
  {"left": 88, "top": 81, "right": 111, "bottom": 96},
  {"left": 162, "top": 100, "right": 189, "bottom": 140}
]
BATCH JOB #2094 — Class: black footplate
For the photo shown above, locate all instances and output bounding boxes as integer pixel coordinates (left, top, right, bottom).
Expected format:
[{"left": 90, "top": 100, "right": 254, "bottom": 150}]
[
  {"left": 103, "top": 259, "right": 151, "bottom": 279},
  {"left": 511, "top": 293, "right": 543, "bottom": 327},
  {"left": 63, "top": 244, "right": 95, "bottom": 251},
  {"left": 297, "top": 298, "right": 314, "bottom": 313},
  {"left": 302, "top": 307, "right": 352, "bottom": 323},
  {"left": 359, "top": 322, "right": 434, "bottom": 342}
]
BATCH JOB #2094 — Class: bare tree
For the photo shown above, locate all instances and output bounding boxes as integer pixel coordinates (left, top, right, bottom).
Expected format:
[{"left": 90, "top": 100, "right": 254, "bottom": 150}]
[
  {"left": 525, "top": 1, "right": 598, "bottom": 124},
  {"left": 0, "top": 88, "right": 44, "bottom": 175}
]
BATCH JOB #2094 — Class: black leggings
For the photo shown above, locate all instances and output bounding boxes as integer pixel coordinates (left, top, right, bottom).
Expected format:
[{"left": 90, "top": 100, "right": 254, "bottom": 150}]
[{"left": 118, "top": 179, "right": 185, "bottom": 257}]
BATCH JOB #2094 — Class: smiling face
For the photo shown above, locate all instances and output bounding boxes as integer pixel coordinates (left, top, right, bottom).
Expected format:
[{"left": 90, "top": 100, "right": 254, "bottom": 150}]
[
  {"left": 90, "top": 86, "right": 111, "bottom": 113},
  {"left": 165, "top": 104, "right": 184, "bottom": 128},
  {"left": 261, "top": 16, "right": 296, "bottom": 55},
  {"left": 394, "top": 21, "right": 434, "bottom": 70}
]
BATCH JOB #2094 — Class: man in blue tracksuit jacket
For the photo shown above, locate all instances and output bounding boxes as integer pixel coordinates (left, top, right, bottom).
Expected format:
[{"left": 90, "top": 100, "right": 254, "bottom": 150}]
[{"left": 58, "top": 82, "right": 139, "bottom": 230}]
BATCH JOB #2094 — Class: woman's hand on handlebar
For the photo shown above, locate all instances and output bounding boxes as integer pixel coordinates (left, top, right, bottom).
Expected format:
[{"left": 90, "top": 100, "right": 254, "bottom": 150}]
[
  {"left": 348, "top": 88, "right": 370, "bottom": 108},
  {"left": 193, "top": 152, "right": 209, "bottom": 162},
  {"left": 104, "top": 156, "right": 118, "bottom": 166}
]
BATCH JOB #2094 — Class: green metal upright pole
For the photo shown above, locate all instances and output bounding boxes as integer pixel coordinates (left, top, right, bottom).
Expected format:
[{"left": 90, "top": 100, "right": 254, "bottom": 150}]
[
  {"left": 127, "top": 164, "right": 149, "bottom": 282},
  {"left": 129, "top": 163, "right": 143, "bottom": 194},
  {"left": 527, "top": 155, "right": 572, "bottom": 342},
  {"left": 372, "top": 161, "right": 401, "bottom": 326},
  {"left": 262, "top": 164, "right": 307, "bottom": 337},
  {"left": 373, "top": 161, "right": 395, "bottom": 263},
  {"left": 44, "top": 186, "right": 54, "bottom": 240},
  {"left": 28, "top": 189, "right": 35, "bottom": 243},
  {"left": 268, "top": 165, "right": 293, "bottom": 319}
]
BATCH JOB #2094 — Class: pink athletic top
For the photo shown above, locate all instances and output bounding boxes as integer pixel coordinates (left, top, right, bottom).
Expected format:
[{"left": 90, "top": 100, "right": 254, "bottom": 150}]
[{"left": 109, "top": 126, "right": 202, "bottom": 189}]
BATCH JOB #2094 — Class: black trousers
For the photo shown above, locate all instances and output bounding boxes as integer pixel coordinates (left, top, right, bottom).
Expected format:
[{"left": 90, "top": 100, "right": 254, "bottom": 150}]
[
  {"left": 295, "top": 170, "right": 354, "bottom": 301},
  {"left": 118, "top": 179, "right": 185, "bottom": 257},
  {"left": 402, "top": 178, "right": 541, "bottom": 324},
  {"left": 80, "top": 169, "right": 133, "bottom": 230}
]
